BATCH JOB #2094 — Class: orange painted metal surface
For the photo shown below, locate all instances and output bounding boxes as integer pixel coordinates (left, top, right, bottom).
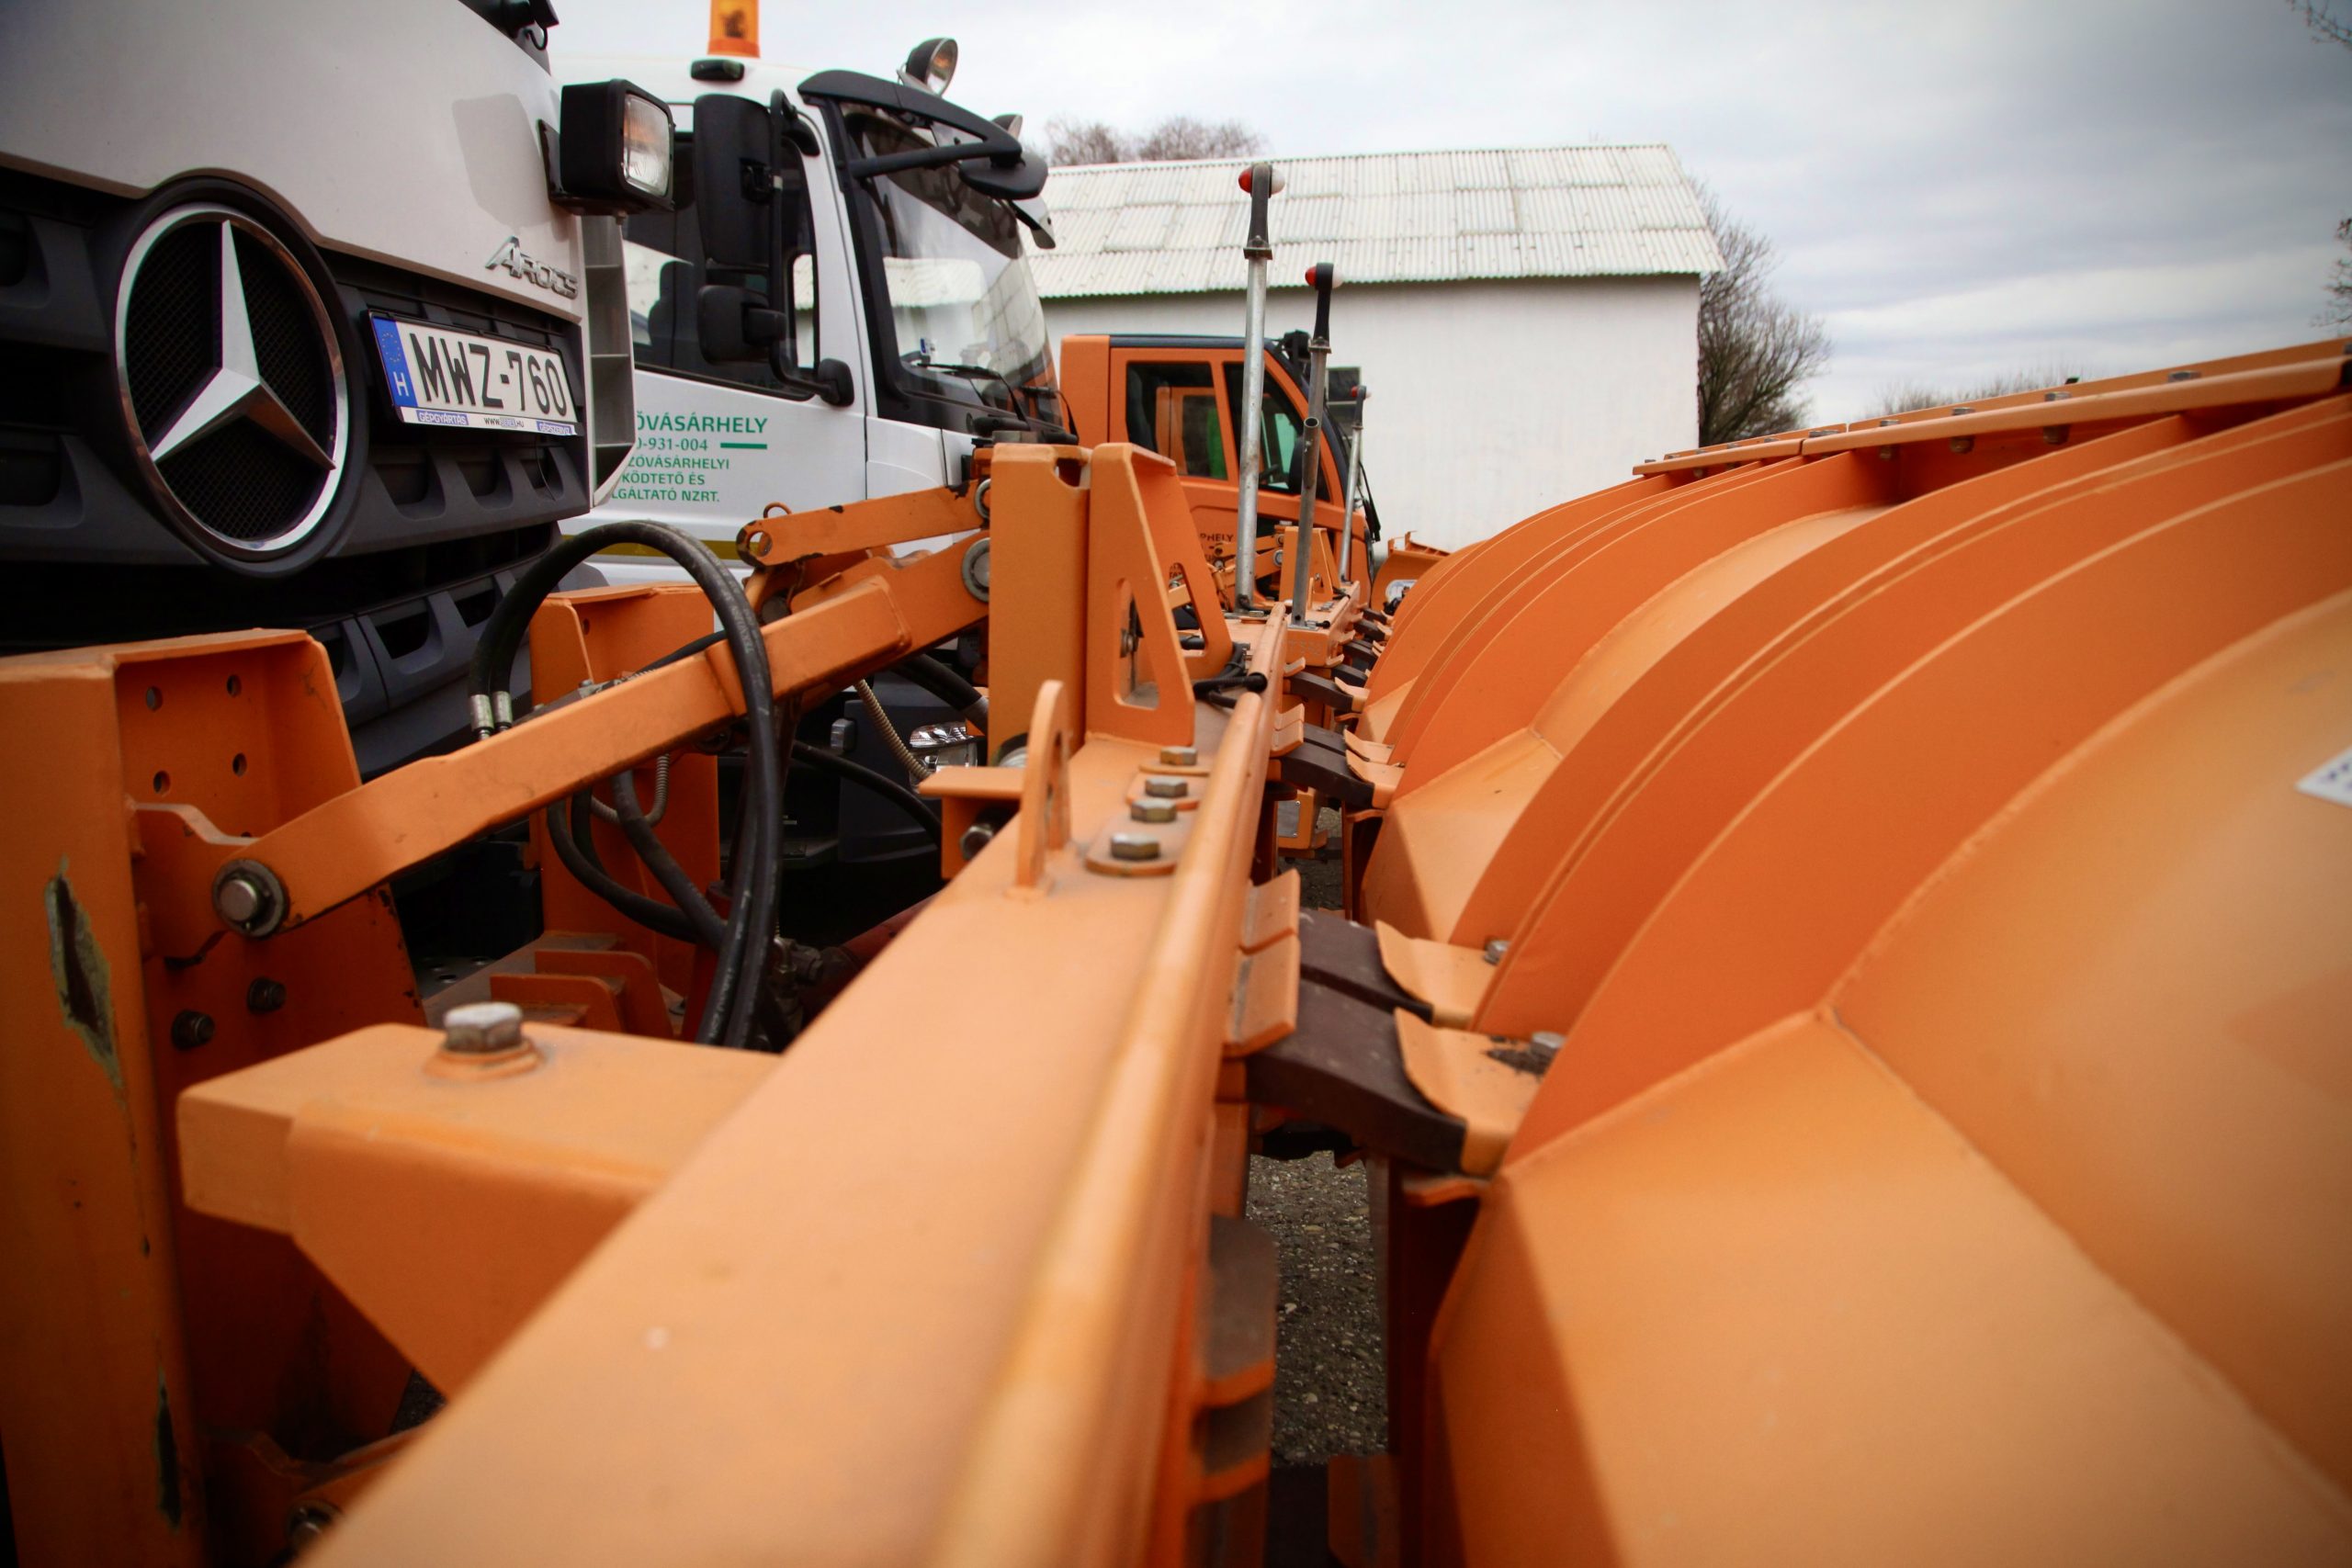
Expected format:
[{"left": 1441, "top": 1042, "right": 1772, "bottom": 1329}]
[
  {"left": 1345, "top": 344, "right": 2352, "bottom": 1562},
  {"left": 179, "top": 1021, "right": 770, "bottom": 1392},
  {"left": 6, "top": 327, "right": 2348, "bottom": 1567}
]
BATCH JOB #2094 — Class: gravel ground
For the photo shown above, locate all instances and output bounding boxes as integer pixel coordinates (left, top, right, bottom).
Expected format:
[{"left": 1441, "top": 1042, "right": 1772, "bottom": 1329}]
[
  {"left": 1248, "top": 1152, "right": 1385, "bottom": 1462},
  {"left": 1252, "top": 811, "right": 1385, "bottom": 1465}
]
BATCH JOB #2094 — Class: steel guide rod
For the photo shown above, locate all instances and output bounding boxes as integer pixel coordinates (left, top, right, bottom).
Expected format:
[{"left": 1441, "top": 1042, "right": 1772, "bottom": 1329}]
[
  {"left": 1288, "top": 263, "right": 1338, "bottom": 626},
  {"left": 1338, "top": 389, "right": 1364, "bottom": 587},
  {"left": 1231, "top": 162, "right": 1281, "bottom": 613}
]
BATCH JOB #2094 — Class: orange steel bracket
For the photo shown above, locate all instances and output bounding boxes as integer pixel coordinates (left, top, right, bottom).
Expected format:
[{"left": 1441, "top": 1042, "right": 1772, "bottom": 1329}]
[
  {"left": 1012, "top": 678, "right": 1076, "bottom": 893},
  {"left": 143, "top": 547, "right": 985, "bottom": 953},
  {"left": 1085, "top": 444, "right": 1231, "bottom": 745},
  {"left": 179, "top": 1021, "right": 771, "bottom": 1393},
  {"left": 734, "top": 468, "right": 989, "bottom": 563},
  {"left": 1392, "top": 1011, "right": 1542, "bottom": 1177},
  {"left": 1374, "top": 923, "right": 1495, "bottom": 1029}
]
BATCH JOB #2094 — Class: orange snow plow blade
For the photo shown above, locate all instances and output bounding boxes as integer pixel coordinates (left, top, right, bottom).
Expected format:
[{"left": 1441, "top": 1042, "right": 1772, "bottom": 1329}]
[{"left": 0, "top": 343, "right": 2346, "bottom": 1567}]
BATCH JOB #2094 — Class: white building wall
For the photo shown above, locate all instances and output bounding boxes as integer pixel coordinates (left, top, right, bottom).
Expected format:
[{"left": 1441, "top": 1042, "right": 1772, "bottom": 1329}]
[{"left": 1044, "top": 275, "right": 1699, "bottom": 553}]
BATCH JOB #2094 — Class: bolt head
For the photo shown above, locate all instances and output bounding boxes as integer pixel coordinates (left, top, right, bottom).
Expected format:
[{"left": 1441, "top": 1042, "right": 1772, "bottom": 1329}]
[
  {"left": 288, "top": 1502, "right": 338, "bottom": 1551},
  {"left": 216, "top": 874, "right": 263, "bottom": 924},
  {"left": 1159, "top": 745, "right": 1198, "bottom": 767},
  {"left": 1129, "top": 799, "right": 1178, "bottom": 824},
  {"left": 1142, "top": 775, "right": 1187, "bottom": 799},
  {"left": 1482, "top": 939, "right": 1510, "bottom": 964},
  {"left": 441, "top": 1000, "right": 525, "bottom": 1055},
  {"left": 1107, "top": 831, "right": 1162, "bottom": 862},
  {"left": 958, "top": 820, "right": 998, "bottom": 860},
  {"left": 170, "top": 1010, "right": 216, "bottom": 1051},
  {"left": 246, "top": 977, "right": 288, "bottom": 1014}
]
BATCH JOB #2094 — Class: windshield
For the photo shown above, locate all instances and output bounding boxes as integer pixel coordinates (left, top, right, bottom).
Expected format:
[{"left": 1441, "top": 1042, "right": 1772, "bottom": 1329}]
[{"left": 842, "top": 107, "right": 1057, "bottom": 418}]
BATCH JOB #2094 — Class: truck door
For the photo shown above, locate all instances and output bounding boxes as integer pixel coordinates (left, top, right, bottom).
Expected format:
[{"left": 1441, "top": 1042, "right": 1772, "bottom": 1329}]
[
  {"left": 1107, "top": 346, "right": 1341, "bottom": 588},
  {"left": 594, "top": 106, "right": 865, "bottom": 578}
]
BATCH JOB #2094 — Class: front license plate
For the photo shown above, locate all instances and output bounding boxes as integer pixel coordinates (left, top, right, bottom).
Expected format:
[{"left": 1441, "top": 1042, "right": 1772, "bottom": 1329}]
[{"left": 368, "top": 313, "right": 578, "bottom": 436}]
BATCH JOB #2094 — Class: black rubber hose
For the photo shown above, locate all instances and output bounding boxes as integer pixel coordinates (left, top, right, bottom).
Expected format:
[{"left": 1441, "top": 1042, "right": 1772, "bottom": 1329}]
[
  {"left": 892, "top": 651, "right": 988, "bottom": 728},
  {"left": 473, "top": 522, "right": 778, "bottom": 1049},
  {"left": 544, "top": 794, "right": 703, "bottom": 945},
  {"left": 791, "top": 740, "right": 942, "bottom": 843},
  {"left": 611, "top": 768, "right": 726, "bottom": 949}
]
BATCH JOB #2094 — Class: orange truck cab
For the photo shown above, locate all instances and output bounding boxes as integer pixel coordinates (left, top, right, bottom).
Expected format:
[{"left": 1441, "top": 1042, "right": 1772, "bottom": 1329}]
[{"left": 1058, "top": 333, "right": 1375, "bottom": 601}]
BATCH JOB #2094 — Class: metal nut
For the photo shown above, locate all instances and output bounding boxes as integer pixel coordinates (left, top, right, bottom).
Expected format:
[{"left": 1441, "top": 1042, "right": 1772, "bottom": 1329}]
[
  {"left": 440, "top": 1000, "right": 525, "bottom": 1055},
  {"left": 1142, "top": 775, "right": 1187, "bottom": 799},
  {"left": 1482, "top": 938, "right": 1510, "bottom": 964},
  {"left": 959, "top": 819, "right": 998, "bottom": 860},
  {"left": 1129, "top": 799, "right": 1178, "bottom": 824},
  {"left": 961, "top": 536, "right": 991, "bottom": 602},
  {"left": 1107, "top": 831, "right": 1161, "bottom": 862},
  {"left": 1159, "top": 745, "right": 1198, "bottom": 767},
  {"left": 245, "top": 977, "right": 288, "bottom": 1014}
]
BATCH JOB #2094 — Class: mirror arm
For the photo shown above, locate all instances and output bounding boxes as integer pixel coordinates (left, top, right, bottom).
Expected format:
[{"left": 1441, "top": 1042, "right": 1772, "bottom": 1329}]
[{"left": 842, "top": 143, "right": 1019, "bottom": 181}]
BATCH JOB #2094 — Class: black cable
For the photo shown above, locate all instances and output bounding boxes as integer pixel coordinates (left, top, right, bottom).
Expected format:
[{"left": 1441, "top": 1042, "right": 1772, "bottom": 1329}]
[
  {"left": 472, "top": 522, "right": 778, "bottom": 1049},
  {"left": 791, "top": 740, "right": 942, "bottom": 843},
  {"left": 543, "top": 795, "right": 703, "bottom": 945},
  {"left": 611, "top": 767, "right": 726, "bottom": 949}
]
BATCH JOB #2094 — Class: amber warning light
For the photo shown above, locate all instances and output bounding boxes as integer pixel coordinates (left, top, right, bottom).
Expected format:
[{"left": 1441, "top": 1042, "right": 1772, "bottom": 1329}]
[{"left": 707, "top": 0, "right": 758, "bottom": 58}]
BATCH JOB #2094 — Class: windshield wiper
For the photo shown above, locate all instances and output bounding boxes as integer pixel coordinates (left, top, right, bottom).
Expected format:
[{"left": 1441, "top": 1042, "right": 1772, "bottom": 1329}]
[{"left": 908, "top": 353, "right": 1019, "bottom": 402}]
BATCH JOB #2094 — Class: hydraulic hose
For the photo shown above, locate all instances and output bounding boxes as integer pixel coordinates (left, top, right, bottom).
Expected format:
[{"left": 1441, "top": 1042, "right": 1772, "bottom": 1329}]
[
  {"left": 857, "top": 679, "right": 931, "bottom": 784},
  {"left": 471, "top": 522, "right": 778, "bottom": 1049},
  {"left": 545, "top": 792, "right": 703, "bottom": 946},
  {"left": 791, "top": 739, "right": 942, "bottom": 843},
  {"left": 892, "top": 651, "right": 989, "bottom": 730},
  {"left": 590, "top": 750, "right": 671, "bottom": 827},
  {"left": 610, "top": 766, "right": 724, "bottom": 949}
]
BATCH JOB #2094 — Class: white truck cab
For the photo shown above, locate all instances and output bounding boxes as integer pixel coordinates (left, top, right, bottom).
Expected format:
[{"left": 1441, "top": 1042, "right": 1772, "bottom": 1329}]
[
  {"left": 553, "top": 39, "right": 1066, "bottom": 583},
  {"left": 0, "top": 0, "right": 677, "bottom": 772}
]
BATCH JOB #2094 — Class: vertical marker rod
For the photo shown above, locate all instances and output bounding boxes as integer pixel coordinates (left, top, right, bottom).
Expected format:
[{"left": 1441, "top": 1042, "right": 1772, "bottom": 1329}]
[
  {"left": 1338, "top": 397, "right": 1364, "bottom": 588},
  {"left": 1289, "top": 262, "right": 1338, "bottom": 626}
]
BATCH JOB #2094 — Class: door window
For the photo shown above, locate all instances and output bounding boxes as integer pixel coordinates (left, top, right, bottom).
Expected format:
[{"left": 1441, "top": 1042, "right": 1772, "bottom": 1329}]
[
  {"left": 623, "top": 134, "right": 817, "bottom": 387},
  {"left": 1124, "top": 362, "right": 1230, "bottom": 479},
  {"left": 1222, "top": 366, "right": 1306, "bottom": 494}
]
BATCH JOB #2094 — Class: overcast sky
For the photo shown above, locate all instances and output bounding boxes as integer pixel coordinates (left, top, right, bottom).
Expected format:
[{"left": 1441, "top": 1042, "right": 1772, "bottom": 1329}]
[{"left": 552, "top": 0, "right": 2351, "bottom": 422}]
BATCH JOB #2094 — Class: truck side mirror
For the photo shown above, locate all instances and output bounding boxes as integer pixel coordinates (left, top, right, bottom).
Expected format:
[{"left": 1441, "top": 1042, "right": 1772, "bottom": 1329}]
[
  {"left": 695, "top": 283, "right": 854, "bottom": 405},
  {"left": 692, "top": 94, "right": 773, "bottom": 274},
  {"left": 696, "top": 284, "right": 785, "bottom": 363}
]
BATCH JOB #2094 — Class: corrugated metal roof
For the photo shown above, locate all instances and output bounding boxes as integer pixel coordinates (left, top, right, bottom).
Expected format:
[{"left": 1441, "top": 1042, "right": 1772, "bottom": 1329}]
[{"left": 1030, "top": 144, "right": 1722, "bottom": 298}]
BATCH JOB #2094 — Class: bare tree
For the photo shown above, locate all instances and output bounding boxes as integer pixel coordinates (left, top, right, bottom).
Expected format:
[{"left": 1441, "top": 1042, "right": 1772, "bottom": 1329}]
[
  {"left": 1044, "top": 119, "right": 1130, "bottom": 166},
  {"left": 1045, "top": 115, "right": 1265, "bottom": 166},
  {"left": 1868, "top": 364, "right": 2082, "bottom": 417},
  {"left": 1695, "top": 187, "right": 1831, "bottom": 445},
  {"left": 1131, "top": 117, "right": 1265, "bottom": 162},
  {"left": 2287, "top": 0, "right": 2352, "bottom": 46}
]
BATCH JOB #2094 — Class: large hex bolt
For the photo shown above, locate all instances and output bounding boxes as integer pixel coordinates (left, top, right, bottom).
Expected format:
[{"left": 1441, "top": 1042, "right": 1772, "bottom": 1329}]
[
  {"left": 1107, "top": 831, "right": 1162, "bottom": 863},
  {"left": 439, "top": 1000, "right": 526, "bottom": 1057}
]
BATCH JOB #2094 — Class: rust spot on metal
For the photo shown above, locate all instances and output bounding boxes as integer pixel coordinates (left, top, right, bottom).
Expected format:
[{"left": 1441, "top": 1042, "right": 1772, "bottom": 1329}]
[
  {"left": 155, "top": 1376, "right": 183, "bottom": 1527},
  {"left": 45, "top": 862, "right": 121, "bottom": 1093}
]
